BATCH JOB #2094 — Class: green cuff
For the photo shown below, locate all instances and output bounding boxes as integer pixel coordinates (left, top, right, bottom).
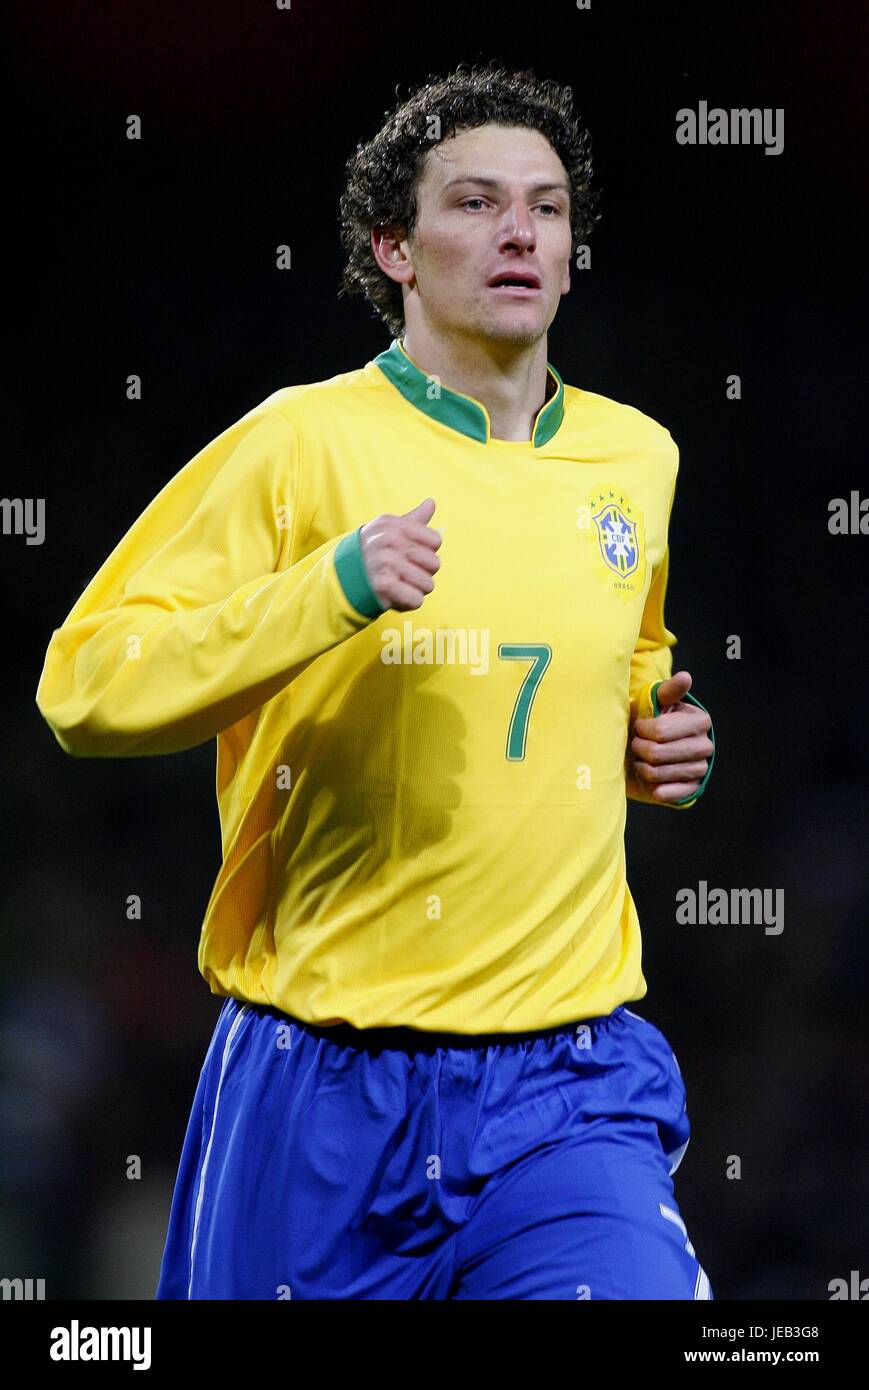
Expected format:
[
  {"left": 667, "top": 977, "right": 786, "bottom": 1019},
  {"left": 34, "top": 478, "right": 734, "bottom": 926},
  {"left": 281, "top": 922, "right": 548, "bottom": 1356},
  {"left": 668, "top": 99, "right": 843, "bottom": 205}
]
[
  {"left": 650, "top": 682, "right": 716, "bottom": 807},
  {"left": 333, "top": 526, "right": 387, "bottom": 619}
]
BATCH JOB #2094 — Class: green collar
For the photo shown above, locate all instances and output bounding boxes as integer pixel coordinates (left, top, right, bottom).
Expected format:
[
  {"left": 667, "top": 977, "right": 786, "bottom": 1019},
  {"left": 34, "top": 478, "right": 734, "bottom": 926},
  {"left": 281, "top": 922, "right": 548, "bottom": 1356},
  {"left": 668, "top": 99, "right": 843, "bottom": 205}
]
[{"left": 373, "top": 337, "right": 565, "bottom": 447}]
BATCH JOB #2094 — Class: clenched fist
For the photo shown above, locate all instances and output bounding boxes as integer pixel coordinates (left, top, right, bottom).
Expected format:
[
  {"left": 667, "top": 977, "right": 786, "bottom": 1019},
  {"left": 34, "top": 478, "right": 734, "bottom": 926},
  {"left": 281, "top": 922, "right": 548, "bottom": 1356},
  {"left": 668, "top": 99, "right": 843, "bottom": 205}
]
[
  {"left": 628, "top": 671, "right": 714, "bottom": 803},
  {"left": 360, "top": 498, "right": 442, "bottom": 612}
]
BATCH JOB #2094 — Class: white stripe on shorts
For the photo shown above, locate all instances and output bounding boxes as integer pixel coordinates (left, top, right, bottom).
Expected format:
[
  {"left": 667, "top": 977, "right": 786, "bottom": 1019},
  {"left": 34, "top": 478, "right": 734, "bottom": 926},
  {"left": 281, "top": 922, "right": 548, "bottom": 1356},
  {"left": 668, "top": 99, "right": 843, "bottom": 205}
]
[
  {"left": 187, "top": 1002, "right": 249, "bottom": 1298},
  {"left": 660, "top": 1200, "right": 712, "bottom": 1298}
]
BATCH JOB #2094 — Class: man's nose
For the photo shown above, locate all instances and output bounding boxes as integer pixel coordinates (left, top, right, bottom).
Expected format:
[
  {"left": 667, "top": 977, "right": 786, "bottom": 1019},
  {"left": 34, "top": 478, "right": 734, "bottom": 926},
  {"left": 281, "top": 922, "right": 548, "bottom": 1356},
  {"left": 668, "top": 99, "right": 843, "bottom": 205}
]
[{"left": 501, "top": 206, "right": 536, "bottom": 248}]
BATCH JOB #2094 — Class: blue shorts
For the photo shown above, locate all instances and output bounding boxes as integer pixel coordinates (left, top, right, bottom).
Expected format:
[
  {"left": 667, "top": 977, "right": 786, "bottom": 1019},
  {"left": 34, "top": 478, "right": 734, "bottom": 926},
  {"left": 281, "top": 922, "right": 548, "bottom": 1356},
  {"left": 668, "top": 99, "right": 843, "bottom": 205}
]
[{"left": 155, "top": 998, "right": 713, "bottom": 1300}]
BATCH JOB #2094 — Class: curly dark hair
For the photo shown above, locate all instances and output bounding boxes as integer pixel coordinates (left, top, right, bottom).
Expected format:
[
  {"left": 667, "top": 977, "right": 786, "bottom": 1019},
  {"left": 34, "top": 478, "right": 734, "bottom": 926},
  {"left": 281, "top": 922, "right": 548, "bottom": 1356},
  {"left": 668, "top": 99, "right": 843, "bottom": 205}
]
[{"left": 338, "top": 60, "right": 601, "bottom": 337}]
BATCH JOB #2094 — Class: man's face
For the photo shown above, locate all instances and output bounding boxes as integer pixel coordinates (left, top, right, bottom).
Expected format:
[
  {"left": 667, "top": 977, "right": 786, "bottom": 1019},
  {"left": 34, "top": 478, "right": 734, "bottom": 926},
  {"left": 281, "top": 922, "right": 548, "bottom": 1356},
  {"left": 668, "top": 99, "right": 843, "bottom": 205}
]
[{"left": 401, "top": 123, "right": 573, "bottom": 347}]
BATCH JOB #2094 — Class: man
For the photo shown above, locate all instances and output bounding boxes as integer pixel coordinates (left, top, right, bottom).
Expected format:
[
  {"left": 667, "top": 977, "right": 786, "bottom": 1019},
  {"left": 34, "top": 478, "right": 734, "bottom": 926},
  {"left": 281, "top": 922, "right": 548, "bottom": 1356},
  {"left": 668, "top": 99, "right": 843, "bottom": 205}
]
[{"left": 36, "top": 62, "right": 716, "bottom": 1299}]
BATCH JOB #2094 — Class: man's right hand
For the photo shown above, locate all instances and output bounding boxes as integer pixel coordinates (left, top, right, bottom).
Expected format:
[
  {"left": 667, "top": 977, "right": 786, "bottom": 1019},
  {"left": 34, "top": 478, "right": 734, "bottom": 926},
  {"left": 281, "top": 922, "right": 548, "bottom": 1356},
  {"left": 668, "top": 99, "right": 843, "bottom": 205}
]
[{"left": 359, "top": 498, "right": 442, "bottom": 612}]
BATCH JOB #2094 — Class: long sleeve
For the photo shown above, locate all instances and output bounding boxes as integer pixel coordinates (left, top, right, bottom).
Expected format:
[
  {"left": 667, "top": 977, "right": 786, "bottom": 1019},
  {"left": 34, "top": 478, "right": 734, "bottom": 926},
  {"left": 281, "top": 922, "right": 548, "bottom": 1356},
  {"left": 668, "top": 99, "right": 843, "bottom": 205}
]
[
  {"left": 626, "top": 468, "right": 716, "bottom": 810},
  {"left": 35, "top": 399, "right": 381, "bottom": 758},
  {"left": 627, "top": 540, "right": 677, "bottom": 736}
]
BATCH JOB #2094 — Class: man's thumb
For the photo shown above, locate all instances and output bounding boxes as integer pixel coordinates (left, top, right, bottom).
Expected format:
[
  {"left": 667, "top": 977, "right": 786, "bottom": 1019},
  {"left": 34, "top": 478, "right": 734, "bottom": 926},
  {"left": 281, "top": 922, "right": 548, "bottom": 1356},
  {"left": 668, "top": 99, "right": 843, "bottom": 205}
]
[
  {"left": 404, "top": 497, "right": 436, "bottom": 523},
  {"left": 657, "top": 671, "right": 692, "bottom": 709}
]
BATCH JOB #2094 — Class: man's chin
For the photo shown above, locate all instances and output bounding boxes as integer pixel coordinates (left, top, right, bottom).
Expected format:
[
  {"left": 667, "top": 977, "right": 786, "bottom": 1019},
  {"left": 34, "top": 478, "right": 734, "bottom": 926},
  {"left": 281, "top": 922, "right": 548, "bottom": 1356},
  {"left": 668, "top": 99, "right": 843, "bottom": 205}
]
[{"left": 467, "top": 314, "right": 548, "bottom": 349}]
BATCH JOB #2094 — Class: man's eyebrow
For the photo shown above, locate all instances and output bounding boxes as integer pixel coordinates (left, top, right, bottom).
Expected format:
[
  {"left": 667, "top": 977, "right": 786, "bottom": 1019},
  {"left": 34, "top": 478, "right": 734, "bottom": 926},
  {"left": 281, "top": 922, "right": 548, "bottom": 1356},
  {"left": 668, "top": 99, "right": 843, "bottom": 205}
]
[{"left": 442, "top": 175, "right": 570, "bottom": 197}]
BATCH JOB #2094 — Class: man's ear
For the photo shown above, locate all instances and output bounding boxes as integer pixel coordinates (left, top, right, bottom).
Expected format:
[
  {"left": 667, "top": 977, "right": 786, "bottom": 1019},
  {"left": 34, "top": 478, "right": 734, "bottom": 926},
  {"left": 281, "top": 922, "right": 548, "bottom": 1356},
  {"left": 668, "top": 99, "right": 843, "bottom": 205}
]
[{"left": 371, "top": 225, "right": 415, "bottom": 286}]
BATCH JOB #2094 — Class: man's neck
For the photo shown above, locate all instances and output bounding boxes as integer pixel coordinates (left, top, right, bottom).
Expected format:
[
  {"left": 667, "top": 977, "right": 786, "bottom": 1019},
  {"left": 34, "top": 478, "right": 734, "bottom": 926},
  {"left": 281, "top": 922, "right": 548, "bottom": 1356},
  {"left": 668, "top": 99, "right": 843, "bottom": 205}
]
[{"left": 400, "top": 326, "right": 551, "bottom": 442}]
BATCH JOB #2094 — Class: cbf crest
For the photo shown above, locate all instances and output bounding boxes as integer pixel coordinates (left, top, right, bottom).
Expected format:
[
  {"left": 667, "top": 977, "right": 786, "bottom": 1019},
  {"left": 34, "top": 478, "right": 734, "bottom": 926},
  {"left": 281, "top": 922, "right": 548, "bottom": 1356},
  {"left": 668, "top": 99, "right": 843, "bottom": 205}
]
[
  {"left": 593, "top": 498, "right": 639, "bottom": 578},
  {"left": 576, "top": 486, "right": 645, "bottom": 600}
]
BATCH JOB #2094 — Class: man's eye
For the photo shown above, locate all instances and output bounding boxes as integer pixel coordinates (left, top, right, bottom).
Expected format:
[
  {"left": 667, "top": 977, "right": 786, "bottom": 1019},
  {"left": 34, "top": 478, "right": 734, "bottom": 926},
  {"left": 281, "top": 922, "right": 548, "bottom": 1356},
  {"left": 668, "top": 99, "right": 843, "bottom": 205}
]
[{"left": 460, "top": 198, "right": 561, "bottom": 214}]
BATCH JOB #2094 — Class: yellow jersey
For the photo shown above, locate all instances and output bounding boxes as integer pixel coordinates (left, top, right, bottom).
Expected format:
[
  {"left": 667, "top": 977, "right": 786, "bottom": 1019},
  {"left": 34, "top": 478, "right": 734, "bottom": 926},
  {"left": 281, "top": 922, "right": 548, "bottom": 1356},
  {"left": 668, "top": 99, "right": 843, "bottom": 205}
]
[{"left": 35, "top": 336, "right": 715, "bottom": 1032}]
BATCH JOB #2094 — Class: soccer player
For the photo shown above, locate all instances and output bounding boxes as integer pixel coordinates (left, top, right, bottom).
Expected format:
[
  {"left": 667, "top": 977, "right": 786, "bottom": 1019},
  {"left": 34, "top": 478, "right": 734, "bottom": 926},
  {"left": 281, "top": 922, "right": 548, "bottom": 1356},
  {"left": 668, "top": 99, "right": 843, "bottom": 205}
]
[{"left": 36, "top": 62, "right": 716, "bottom": 1300}]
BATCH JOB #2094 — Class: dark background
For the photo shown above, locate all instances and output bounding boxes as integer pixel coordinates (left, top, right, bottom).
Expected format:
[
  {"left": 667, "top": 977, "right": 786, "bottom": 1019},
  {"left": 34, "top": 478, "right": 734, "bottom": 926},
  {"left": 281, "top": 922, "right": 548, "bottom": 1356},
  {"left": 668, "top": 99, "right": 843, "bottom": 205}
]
[{"left": 3, "top": 0, "right": 866, "bottom": 1299}]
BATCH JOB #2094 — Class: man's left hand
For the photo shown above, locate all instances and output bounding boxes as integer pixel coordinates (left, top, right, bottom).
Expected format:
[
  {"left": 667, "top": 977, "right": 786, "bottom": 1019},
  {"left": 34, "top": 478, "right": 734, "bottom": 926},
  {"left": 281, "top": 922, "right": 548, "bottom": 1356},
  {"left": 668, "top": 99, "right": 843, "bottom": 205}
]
[{"left": 629, "top": 670, "right": 714, "bottom": 804}]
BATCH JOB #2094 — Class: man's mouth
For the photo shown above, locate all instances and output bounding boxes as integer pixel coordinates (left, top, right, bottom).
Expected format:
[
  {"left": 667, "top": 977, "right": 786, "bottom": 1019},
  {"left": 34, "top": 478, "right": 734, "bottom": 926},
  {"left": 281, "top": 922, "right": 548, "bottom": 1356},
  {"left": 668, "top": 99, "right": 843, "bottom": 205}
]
[{"left": 487, "top": 271, "right": 542, "bottom": 295}]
